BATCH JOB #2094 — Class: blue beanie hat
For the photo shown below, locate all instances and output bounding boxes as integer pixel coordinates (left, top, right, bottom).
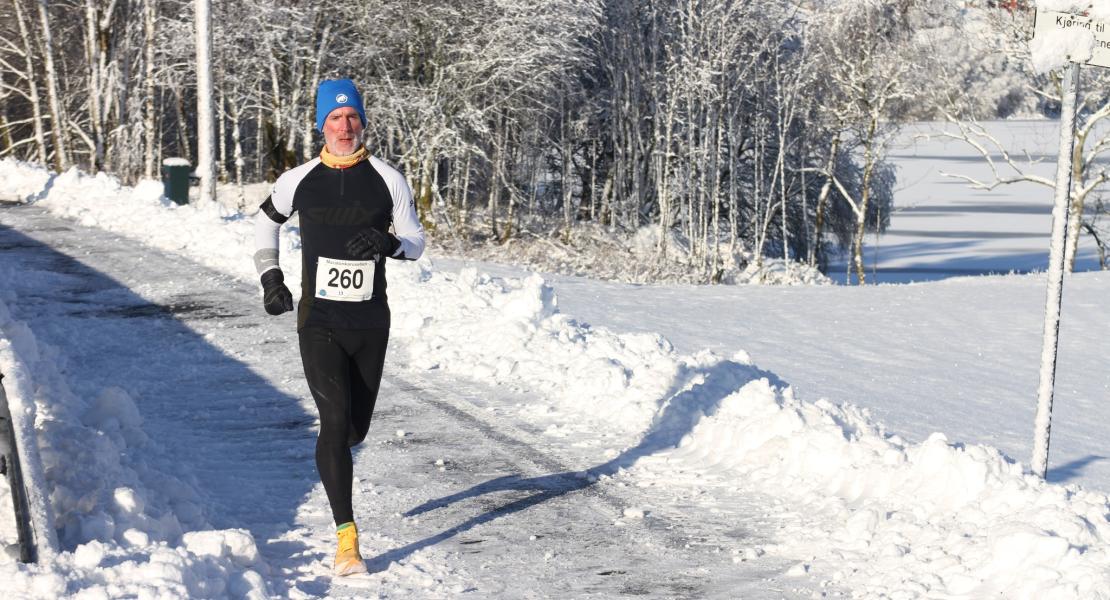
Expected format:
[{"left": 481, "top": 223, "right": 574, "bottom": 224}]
[{"left": 315, "top": 79, "right": 366, "bottom": 132}]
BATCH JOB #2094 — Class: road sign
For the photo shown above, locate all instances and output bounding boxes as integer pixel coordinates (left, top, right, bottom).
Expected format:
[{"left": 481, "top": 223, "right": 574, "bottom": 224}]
[{"left": 1034, "top": 10, "right": 1110, "bottom": 69}]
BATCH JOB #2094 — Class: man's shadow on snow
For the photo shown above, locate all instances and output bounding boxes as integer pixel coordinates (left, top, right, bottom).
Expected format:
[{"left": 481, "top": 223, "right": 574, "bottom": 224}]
[{"left": 366, "top": 357, "right": 787, "bottom": 574}]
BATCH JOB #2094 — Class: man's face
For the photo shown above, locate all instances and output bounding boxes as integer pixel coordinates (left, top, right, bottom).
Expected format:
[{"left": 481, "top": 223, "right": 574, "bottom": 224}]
[{"left": 322, "top": 106, "right": 363, "bottom": 156}]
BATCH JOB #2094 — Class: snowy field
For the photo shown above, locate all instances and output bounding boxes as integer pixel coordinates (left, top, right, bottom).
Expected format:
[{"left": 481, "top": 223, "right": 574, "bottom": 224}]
[{"left": 0, "top": 120, "right": 1108, "bottom": 598}]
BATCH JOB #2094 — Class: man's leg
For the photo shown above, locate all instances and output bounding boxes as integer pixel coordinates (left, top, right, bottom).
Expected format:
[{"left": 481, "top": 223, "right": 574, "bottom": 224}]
[
  {"left": 345, "top": 328, "right": 389, "bottom": 447},
  {"left": 298, "top": 327, "right": 356, "bottom": 526}
]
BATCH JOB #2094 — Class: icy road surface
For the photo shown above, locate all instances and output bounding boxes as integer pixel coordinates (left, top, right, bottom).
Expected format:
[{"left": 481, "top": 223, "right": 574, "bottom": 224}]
[{"left": 0, "top": 204, "right": 817, "bottom": 597}]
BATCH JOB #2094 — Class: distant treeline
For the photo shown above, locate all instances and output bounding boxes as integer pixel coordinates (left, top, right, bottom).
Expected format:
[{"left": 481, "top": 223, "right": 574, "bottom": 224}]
[{"left": 0, "top": 0, "right": 1036, "bottom": 281}]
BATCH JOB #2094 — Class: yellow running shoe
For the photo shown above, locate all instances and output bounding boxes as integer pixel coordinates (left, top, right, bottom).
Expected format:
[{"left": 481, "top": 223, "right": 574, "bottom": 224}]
[{"left": 333, "top": 522, "right": 367, "bottom": 576}]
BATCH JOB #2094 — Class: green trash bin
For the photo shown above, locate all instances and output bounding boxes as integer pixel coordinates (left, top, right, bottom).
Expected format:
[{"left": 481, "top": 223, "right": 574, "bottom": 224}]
[{"left": 161, "top": 158, "right": 191, "bottom": 205}]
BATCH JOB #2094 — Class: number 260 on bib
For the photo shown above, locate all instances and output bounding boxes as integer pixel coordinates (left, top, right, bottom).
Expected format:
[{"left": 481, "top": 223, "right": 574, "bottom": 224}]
[{"left": 315, "top": 256, "right": 374, "bottom": 302}]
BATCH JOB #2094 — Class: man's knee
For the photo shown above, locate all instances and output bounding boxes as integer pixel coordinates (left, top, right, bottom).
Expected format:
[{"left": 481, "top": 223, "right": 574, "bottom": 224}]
[
  {"left": 318, "top": 412, "right": 351, "bottom": 443},
  {"left": 346, "top": 420, "right": 371, "bottom": 447},
  {"left": 346, "top": 430, "right": 366, "bottom": 447}
]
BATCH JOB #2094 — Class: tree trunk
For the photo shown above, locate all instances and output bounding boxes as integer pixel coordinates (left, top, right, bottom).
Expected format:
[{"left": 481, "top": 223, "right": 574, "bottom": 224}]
[
  {"left": 852, "top": 116, "right": 880, "bottom": 285},
  {"left": 588, "top": 138, "right": 598, "bottom": 222},
  {"left": 500, "top": 121, "right": 517, "bottom": 242},
  {"left": 217, "top": 84, "right": 228, "bottom": 183},
  {"left": 143, "top": 0, "right": 157, "bottom": 178},
  {"left": 84, "top": 0, "right": 105, "bottom": 172},
  {"left": 655, "top": 99, "right": 676, "bottom": 257},
  {"left": 419, "top": 155, "right": 435, "bottom": 230},
  {"left": 711, "top": 112, "right": 723, "bottom": 281},
  {"left": 800, "top": 134, "right": 810, "bottom": 268},
  {"left": 812, "top": 134, "right": 840, "bottom": 270},
  {"left": 778, "top": 132, "right": 790, "bottom": 264},
  {"left": 266, "top": 51, "right": 286, "bottom": 171},
  {"left": 255, "top": 105, "right": 264, "bottom": 180},
  {"left": 12, "top": 0, "right": 47, "bottom": 165},
  {"left": 488, "top": 159, "right": 501, "bottom": 239},
  {"left": 727, "top": 116, "right": 741, "bottom": 256},
  {"left": 1080, "top": 221, "right": 1106, "bottom": 269},
  {"left": 488, "top": 115, "right": 504, "bottom": 239},
  {"left": 303, "top": 21, "right": 331, "bottom": 162},
  {"left": 230, "top": 96, "right": 245, "bottom": 206},
  {"left": 459, "top": 152, "right": 472, "bottom": 231},
  {"left": 37, "top": 0, "right": 68, "bottom": 171},
  {"left": 172, "top": 85, "right": 192, "bottom": 161},
  {"left": 561, "top": 103, "right": 574, "bottom": 243},
  {"left": 1064, "top": 133, "right": 1086, "bottom": 272}
]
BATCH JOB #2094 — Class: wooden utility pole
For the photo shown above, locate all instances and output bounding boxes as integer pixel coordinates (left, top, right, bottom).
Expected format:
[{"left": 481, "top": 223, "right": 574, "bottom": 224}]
[{"left": 195, "top": 0, "right": 216, "bottom": 203}]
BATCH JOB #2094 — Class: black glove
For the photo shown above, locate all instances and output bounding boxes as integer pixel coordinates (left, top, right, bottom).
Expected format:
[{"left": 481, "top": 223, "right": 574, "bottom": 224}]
[
  {"left": 260, "top": 269, "right": 294, "bottom": 316},
  {"left": 346, "top": 228, "right": 400, "bottom": 260}
]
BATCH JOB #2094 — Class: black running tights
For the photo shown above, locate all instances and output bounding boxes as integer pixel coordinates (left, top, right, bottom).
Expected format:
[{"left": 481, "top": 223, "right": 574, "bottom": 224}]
[{"left": 298, "top": 326, "right": 389, "bottom": 525}]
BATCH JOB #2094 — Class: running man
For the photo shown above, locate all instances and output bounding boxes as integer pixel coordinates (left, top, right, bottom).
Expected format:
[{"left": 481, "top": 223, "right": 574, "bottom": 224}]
[{"left": 253, "top": 78, "right": 425, "bottom": 576}]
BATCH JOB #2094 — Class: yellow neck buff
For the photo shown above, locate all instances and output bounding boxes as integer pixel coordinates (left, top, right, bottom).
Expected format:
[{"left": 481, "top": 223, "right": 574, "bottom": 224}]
[{"left": 320, "top": 145, "right": 368, "bottom": 169}]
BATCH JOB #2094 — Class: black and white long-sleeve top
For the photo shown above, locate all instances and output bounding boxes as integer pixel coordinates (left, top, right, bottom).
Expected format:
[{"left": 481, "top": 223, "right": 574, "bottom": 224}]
[{"left": 253, "top": 155, "right": 425, "bottom": 330}]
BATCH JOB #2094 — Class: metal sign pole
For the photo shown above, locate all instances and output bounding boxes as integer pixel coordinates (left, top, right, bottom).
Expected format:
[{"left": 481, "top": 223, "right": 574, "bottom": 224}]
[
  {"left": 0, "top": 373, "right": 37, "bottom": 562},
  {"left": 1031, "top": 61, "right": 1080, "bottom": 479}
]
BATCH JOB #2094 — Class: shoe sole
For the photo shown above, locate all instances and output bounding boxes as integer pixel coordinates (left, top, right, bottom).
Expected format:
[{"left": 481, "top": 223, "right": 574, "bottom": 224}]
[{"left": 333, "top": 558, "right": 368, "bottom": 577}]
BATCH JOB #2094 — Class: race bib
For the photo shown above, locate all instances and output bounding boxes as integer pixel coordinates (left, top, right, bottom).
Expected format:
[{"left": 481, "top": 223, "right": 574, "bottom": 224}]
[{"left": 314, "top": 256, "right": 375, "bottom": 302}]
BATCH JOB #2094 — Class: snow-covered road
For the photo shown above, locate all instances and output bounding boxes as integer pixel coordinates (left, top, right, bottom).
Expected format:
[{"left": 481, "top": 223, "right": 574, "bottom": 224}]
[
  {"left": 3, "top": 155, "right": 1110, "bottom": 598},
  {"left": 0, "top": 204, "right": 815, "bottom": 597}
]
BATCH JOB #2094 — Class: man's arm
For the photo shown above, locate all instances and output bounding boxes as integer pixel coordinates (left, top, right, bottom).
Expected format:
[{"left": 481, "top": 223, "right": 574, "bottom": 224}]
[
  {"left": 253, "top": 158, "right": 316, "bottom": 275},
  {"left": 254, "top": 195, "right": 289, "bottom": 276},
  {"left": 253, "top": 171, "right": 300, "bottom": 315},
  {"left": 372, "top": 157, "right": 425, "bottom": 261}
]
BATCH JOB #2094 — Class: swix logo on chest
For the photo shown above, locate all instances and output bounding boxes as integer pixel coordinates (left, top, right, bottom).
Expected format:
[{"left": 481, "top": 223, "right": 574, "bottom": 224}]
[{"left": 301, "top": 206, "right": 377, "bottom": 226}]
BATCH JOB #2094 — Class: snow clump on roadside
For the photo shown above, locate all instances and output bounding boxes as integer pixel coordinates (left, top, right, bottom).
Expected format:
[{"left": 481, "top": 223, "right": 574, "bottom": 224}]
[
  {"left": 0, "top": 159, "right": 53, "bottom": 203},
  {"left": 389, "top": 265, "right": 683, "bottom": 433},
  {"left": 661, "top": 372, "right": 1110, "bottom": 598},
  {"left": 0, "top": 270, "right": 270, "bottom": 598}
]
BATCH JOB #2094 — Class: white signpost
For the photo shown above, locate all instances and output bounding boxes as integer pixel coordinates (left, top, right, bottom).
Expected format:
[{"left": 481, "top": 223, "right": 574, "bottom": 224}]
[
  {"left": 1034, "top": 10, "right": 1110, "bottom": 68},
  {"left": 1028, "top": 8, "right": 1107, "bottom": 479}
]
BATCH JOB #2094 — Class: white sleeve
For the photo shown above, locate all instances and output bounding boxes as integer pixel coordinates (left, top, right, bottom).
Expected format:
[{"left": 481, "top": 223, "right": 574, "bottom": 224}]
[
  {"left": 252, "top": 208, "right": 283, "bottom": 275},
  {"left": 371, "top": 156, "right": 425, "bottom": 260},
  {"left": 252, "top": 159, "right": 316, "bottom": 275}
]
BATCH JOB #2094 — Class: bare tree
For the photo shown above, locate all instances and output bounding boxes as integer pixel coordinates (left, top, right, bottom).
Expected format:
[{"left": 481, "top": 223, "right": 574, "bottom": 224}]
[
  {"left": 941, "top": 6, "right": 1110, "bottom": 272},
  {"left": 1, "top": 0, "right": 48, "bottom": 163},
  {"left": 942, "top": 96, "right": 1110, "bottom": 273},
  {"left": 811, "top": 0, "right": 917, "bottom": 284},
  {"left": 36, "top": 0, "right": 67, "bottom": 170}
]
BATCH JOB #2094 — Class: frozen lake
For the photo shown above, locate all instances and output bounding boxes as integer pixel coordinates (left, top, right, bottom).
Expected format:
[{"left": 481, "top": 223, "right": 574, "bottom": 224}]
[{"left": 831, "top": 120, "right": 1104, "bottom": 283}]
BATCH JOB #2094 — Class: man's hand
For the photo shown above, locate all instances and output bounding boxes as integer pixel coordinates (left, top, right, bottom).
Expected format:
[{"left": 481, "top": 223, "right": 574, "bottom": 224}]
[
  {"left": 346, "top": 228, "right": 400, "bottom": 260},
  {"left": 260, "top": 269, "right": 294, "bottom": 315}
]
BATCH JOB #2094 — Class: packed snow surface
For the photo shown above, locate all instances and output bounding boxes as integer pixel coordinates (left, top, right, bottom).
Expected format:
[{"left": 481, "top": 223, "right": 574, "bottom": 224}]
[{"left": 1, "top": 122, "right": 1109, "bottom": 600}]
